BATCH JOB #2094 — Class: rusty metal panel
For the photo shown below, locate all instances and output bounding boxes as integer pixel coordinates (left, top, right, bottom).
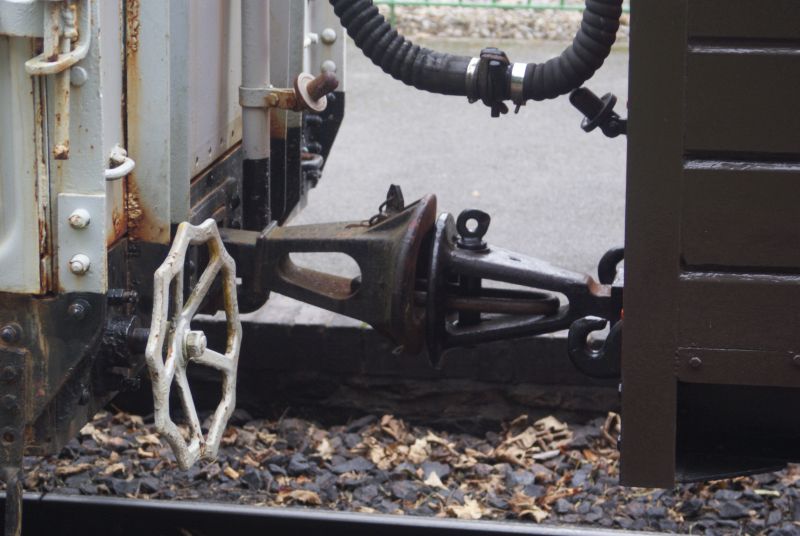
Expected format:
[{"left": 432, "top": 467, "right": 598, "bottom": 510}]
[
  {"left": 623, "top": 0, "right": 800, "bottom": 486},
  {"left": 125, "top": 0, "right": 171, "bottom": 244}
]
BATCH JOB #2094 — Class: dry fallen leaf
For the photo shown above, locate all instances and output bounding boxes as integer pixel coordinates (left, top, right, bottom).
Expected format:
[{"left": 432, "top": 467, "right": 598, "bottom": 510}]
[
  {"left": 102, "top": 462, "right": 126, "bottom": 476},
  {"left": 424, "top": 471, "right": 447, "bottom": 489},
  {"left": 55, "top": 463, "right": 92, "bottom": 477},
  {"left": 136, "top": 447, "right": 155, "bottom": 459},
  {"left": 408, "top": 438, "right": 430, "bottom": 464},
  {"left": 223, "top": 466, "right": 240, "bottom": 480},
  {"left": 316, "top": 437, "right": 335, "bottom": 461},
  {"left": 136, "top": 434, "right": 161, "bottom": 446},
  {"left": 447, "top": 497, "right": 485, "bottom": 520},
  {"left": 519, "top": 507, "right": 549, "bottom": 523},
  {"left": 380, "top": 415, "right": 406, "bottom": 442},
  {"left": 279, "top": 489, "right": 322, "bottom": 506}
]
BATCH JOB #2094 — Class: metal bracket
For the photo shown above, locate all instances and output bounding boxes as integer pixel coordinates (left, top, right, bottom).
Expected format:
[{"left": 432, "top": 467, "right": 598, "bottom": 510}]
[
  {"left": 57, "top": 194, "right": 106, "bottom": 293},
  {"left": 25, "top": 0, "right": 92, "bottom": 76},
  {"left": 239, "top": 71, "right": 338, "bottom": 113},
  {"left": 240, "top": 86, "right": 299, "bottom": 110}
]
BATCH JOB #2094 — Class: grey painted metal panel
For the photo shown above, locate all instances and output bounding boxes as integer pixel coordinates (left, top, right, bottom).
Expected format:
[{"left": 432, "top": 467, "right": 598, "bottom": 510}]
[
  {"left": 0, "top": 36, "right": 45, "bottom": 293},
  {"left": 187, "top": 0, "right": 242, "bottom": 177},
  {"left": 0, "top": 0, "right": 42, "bottom": 37},
  {"left": 51, "top": 0, "right": 124, "bottom": 292}
]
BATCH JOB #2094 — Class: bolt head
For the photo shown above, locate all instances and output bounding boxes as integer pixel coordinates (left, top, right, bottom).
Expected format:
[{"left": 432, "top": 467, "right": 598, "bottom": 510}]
[
  {"left": 69, "top": 254, "right": 91, "bottom": 275},
  {"left": 0, "top": 366, "right": 18, "bottom": 382},
  {"left": 793, "top": 354, "right": 800, "bottom": 368},
  {"left": 67, "top": 300, "right": 90, "bottom": 320},
  {"left": 70, "top": 66, "right": 88, "bottom": 87},
  {"left": 1, "top": 395, "right": 17, "bottom": 411},
  {"left": 68, "top": 208, "right": 91, "bottom": 229},
  {"left": 688, "top": 356, "right": 702, "bottom": 369},
  {"left": 321, "top": 28, "right": 337, "bottom": 45},
  {"left": 0, "top": 324, "right": 21, "bottom": 344},
  {"left": 321, "top": 60, "right": 337, "bottom": 73},
  {"left": 184, "top": 330, "right": 207, "bottom": 359}
]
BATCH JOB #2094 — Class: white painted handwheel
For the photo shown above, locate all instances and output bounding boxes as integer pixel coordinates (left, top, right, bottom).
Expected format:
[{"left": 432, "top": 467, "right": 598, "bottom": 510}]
[{"left": 145, "top": 219, "right": 242, "bottom": 470}]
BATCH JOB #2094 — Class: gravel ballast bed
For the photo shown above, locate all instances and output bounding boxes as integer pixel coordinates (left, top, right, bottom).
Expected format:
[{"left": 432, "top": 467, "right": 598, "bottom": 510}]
[
  {"left": 378, "top": 5, "right": 630, "bottom": 42},
  {"left": 12, "top": 410, "right": 800, "bottom": 534}
]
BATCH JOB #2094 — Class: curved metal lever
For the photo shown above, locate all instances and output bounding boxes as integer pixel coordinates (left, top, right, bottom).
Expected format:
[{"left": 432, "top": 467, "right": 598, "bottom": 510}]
[
  {"left": 567, "top": 316, "right": 622, "bottom": 379},
  {"left": 597, "top": 247, "right": 624, "bottom": 285},
  {"left": 104, "top": 145, "right": 136, "bottom": 181}
]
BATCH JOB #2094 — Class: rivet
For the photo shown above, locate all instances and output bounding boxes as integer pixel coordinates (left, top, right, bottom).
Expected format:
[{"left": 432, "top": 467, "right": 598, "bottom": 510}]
[
  {"left": 0, "top": 366, "right": 18, "bottom": 382},
  {"left": 67, "top": 300, "right": 91, "bottom": 320},
  {"left": 688, "top": 356, "right": 702, "bottom": 369},
  {"left": 321, "top": 60, "right": 337, "bottom": 73},
  {"left": 69, "top": 253, "right": 91, "bottom": 275},
  {"left": 70, "top": 66, "right": 88, "bottom": 87},
  {"left": 1, "top": 427, "right": 16, "bottom": 445},
  {"left": 793, "top": 354, "right": 800, "bottom": 368},
  {"left": 0, "top": 324, "right": 21, "bottom": 344},
  {"left": 1, "top": 395, "right": 18, "bottom": 411},
  {"left": 68, "top": 208, "right": 91, "bottom": 229},
  {"left": 320, "top": 28, "right": 337, "bottom": 45}
]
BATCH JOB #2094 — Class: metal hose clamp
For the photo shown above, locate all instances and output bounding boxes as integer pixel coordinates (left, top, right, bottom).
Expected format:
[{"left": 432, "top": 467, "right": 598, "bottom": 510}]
[
  {"left": 465, "top": 57, "right": 480, "bottom": 103},
  {"left": 510, "top": 62, "right": 527, "bottom": 107}
]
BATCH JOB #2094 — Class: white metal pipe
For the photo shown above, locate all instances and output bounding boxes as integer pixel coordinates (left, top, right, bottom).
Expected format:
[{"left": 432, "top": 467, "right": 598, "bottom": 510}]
[{"left": 241, "top": 0, "right": 270, "bottom": 161}]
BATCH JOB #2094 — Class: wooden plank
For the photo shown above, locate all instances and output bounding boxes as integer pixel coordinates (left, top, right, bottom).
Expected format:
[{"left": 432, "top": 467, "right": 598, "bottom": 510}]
[
  {"left": 681, "top": 163, "right": 800, "bottom": 269},
  {"left": 688, "top": 0, "right": 800, "bottom": 40},
  {"left": 685, "top": 52, "right": 800, "bottom": 155},
  {"left": 678, "top": 273, "right": 800, "bottom": 352},
  {"left": 676, "top": 348, "right": 800, "bottom": 388}
]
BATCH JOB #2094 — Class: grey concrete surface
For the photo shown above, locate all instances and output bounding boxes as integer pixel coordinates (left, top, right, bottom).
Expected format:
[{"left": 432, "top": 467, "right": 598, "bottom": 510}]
[{"left": 253, "top": 38, "right": 629, "bottom": 325}]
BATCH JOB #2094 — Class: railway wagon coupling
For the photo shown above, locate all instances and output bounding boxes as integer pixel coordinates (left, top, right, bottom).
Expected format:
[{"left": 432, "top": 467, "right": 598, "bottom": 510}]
[{"left": 0, "top": 0, "right": 799, "bottom": 533}]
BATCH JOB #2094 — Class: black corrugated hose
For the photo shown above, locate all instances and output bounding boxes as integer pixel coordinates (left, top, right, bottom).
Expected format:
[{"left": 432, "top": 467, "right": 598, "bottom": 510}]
[{"left": 329, "top": 0, "right": 622, "bottom": 106}]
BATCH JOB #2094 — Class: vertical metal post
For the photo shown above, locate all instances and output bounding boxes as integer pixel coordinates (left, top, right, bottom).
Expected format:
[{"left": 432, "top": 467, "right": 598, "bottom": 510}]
[
  {"left": 241, "top": 0, "right": 271, "bottom": 230},
  {"left": 3, "top": 469, "right": 22, "bottom": 536}
]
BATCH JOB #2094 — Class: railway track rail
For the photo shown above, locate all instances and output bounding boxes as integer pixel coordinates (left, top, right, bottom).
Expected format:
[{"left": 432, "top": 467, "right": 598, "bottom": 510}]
[{"left": 0, "top": 493, "right": 654, "bottom": 536}]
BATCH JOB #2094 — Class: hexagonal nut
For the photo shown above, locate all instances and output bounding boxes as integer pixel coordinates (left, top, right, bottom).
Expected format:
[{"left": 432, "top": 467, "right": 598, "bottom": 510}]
[
  {"left": 69, "top": 254, "right": 91, "bottom": 275},
  {"left": 68, "top": 208, "right": 91, "bottom": 229},
  {"left": 184, "top": 330, "right": 207, "bottom": 359}
]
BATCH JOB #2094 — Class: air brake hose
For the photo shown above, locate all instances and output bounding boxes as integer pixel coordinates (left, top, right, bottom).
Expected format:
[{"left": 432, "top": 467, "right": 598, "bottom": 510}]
[{"left": 329, "top": 0, "right": 623, "bottom": 114}]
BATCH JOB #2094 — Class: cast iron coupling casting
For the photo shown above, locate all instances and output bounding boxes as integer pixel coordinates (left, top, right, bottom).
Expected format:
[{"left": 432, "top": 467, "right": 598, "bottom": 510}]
[{"left": 569, "top": 87, "right": 627, "bottom": 138}]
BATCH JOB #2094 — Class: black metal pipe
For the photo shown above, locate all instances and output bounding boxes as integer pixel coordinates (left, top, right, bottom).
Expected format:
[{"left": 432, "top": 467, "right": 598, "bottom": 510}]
[{"left": 329, "top": 0, "right": 622, "bottom": 104}]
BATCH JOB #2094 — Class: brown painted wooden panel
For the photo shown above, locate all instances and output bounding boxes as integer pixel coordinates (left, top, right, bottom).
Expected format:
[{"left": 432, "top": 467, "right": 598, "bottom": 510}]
[
  {"left": 621, "top": 0, "right": 686, "bottom": 488},
  {"left": 685, "top": 52, "right": 800, "bottom": 155},
  {"left": 678, "top": 273, "right": 800, "bottom": 352},
  {"left": 676, "top": 348, "right": 800, "bottom": 388},
  {"left": 688, "top": 0, "right": 800, "bottom": 39},
  {"left": 681, "top": 163, "right": 800, "bottom": 269}
]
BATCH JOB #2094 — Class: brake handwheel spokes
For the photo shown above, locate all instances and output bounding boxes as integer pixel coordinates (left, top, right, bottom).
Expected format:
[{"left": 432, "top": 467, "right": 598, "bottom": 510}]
[{"left": 145, "top": 219, "right": 242, "bottom": 470}]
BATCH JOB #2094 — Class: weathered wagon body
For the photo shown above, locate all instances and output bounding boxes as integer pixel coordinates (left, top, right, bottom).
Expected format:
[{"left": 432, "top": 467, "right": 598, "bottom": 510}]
[{"left": 0, "top": 0, "right": 798, "bottom": 531}]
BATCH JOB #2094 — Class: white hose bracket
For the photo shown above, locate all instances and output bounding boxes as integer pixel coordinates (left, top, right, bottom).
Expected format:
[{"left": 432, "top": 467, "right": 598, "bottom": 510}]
[
  {"left": 104, "top": 144, "right": 135, "bottom": 181},
  {"left": 145, "top": 219, "right": 242, "bottom": 470}
]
